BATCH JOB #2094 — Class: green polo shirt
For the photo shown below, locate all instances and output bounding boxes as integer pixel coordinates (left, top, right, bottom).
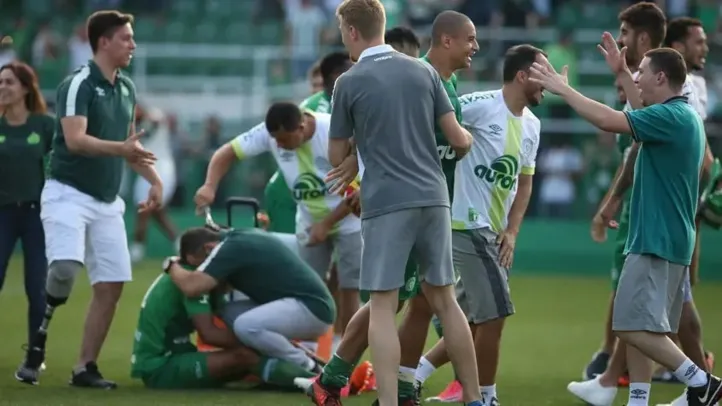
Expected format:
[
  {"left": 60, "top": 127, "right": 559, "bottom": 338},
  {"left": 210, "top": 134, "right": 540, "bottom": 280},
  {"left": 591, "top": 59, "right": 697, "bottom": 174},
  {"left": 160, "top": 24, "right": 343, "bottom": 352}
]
[{"left": 49, "top": 60, "right": 137, "bottom": 202}]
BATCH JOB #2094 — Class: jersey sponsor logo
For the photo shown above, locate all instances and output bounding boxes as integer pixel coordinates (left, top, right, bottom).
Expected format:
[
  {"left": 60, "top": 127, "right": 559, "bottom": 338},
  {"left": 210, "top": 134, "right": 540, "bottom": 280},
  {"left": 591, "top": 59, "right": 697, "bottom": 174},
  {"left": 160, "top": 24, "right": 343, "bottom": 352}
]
[
  {"left": 459, "top": 91, "right": 496, "bottom": 106},
  {"left": 437, "top": 145, "right": 456, "bottom": 161},
  {"left": 474, "top": 155, "right": 519, "bottom": 190},
  {"left": 292, "top": 172, "right": 328, "bottom": 200}
]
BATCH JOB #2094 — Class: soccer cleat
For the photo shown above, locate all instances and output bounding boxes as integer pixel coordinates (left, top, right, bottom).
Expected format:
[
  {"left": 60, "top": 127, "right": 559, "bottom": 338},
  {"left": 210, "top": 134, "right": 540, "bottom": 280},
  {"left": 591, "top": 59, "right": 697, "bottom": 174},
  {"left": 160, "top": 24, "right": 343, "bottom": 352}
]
[
  {"left": 426, "top": 380, "right": 462, "bottom": 403},
  {"left": 686, "top": 374, "right": 722, "bottom": 406},
  {"left": 567, "top": 376, "right": 617, "bottom": 406},
  {"left": 584, "top": 351, "right": 611, "bottom": 380},
  {"left": 69, "top": 362, "right": 117, "bottom": 389},
  {"left": 15, "top": 345, "right": 45, "bottom": 385},
  {"left": 485, "top": 396, "right": 501, "bottom": 406},
  {"left": 348, "top": 361, "right": 375, "bottom": 395},
  {"left": 306, "top": 375, "right": 343, "bottom": 406}
]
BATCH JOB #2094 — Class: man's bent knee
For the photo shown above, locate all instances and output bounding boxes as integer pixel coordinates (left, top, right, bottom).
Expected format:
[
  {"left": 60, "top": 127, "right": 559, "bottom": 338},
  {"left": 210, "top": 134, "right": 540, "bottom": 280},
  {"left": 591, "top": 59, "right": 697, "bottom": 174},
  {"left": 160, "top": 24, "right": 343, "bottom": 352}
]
[
  {"left": 91, "top": 281, "right": 124, "bottom": 305},
  {"left": 45, "top": 260, "right": 82, "bottom": 303}
]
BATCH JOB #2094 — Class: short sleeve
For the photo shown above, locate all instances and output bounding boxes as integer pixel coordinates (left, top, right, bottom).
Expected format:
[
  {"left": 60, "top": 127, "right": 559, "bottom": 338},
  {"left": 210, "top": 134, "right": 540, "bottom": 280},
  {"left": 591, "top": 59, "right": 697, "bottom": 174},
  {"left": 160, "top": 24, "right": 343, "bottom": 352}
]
[
  {"left": 520, "top": 119, "right": 541, "bottom": 175},
  {"left": 41, "top": 114, "right": 56, "bottom": 153},
  {"left": 329, "top": 74, "right": 354, "bottom": 139},
  {"left": 184, "top": 294, "right": 212, "bottom": 316},
  {"left": 229, "top": 122, "right": 272, "bottom": 159},
  {"left": 624, "top": 104, "right": 676, "bottom": 143},
  {"left": 197, "top": 240, "right": 234, "bottom": 281},
  {"left": 431, "top": 70, "right": 454, "bottom": 119},
  {"left": 57, "top": 77, "right": 92, "bottom": 118}
]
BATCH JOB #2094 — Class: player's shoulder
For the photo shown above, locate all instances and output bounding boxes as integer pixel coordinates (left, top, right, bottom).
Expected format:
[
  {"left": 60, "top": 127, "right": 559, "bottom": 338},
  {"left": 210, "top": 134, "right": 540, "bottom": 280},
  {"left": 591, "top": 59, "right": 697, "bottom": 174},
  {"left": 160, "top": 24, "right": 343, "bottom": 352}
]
[
  {"left": 310, "top": 111, "right": 331, "bottom": 128},
  {"left": 459, "top": 89, "right": 502, "bottom": 109},
  {"left": 682, "top": 74, "right": 696, "bottom": 99},
  {"left": 117, "top": 73, "right": 136, "bottom": 92},
  {"left": 521, "top": 108, "right": 541, "bottom": 140},
  {"left": 301, "top": 91, "right": 322, "bottom": 107},
  {"left": 58, "top": 65, "right": 93, "bottom": 92},
  {"left": 522, "top": 107, "right": 540, "bottom": 126}
]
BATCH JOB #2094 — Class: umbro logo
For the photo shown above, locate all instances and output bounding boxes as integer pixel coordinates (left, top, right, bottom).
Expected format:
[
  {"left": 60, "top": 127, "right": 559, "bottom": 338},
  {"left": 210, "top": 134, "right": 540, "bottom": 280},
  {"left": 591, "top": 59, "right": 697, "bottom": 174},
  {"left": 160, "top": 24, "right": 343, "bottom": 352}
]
[
  {"left": 488, "top": 124, "right": 503, "bottom": 136},
  {"left": 95, "top": 87, "right": 105, "bottom": 96},
  {"left": 629, "top": 388, "right": 647, "bottom": 399}
]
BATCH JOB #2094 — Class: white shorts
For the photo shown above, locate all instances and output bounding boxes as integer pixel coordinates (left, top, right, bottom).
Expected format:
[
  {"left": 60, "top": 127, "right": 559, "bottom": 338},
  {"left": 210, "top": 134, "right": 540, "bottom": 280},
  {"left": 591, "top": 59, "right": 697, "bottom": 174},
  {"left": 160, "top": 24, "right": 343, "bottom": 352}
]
[
  {"left": 41, "top": 180, "right": 132, "bottom": 285},
  {"left": 133, "top": 161, "right": 176, "bottom": 207}
]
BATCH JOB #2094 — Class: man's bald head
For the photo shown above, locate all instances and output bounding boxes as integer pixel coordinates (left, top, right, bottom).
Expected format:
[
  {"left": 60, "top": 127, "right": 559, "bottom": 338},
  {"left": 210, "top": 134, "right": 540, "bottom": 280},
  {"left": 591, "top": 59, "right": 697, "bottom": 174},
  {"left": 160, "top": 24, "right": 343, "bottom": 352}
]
[{"left": 430, "top": 10, "right": 473, "bottom": 46}]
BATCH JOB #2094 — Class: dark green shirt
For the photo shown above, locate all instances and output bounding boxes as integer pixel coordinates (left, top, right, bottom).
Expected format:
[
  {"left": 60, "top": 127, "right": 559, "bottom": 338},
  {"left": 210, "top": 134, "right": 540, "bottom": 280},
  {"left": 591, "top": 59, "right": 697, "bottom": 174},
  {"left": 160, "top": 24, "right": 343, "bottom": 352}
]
[
  {"left": 50, "top": 61, "right": 137, "bottom": 203},
  {"left": 0, "top": 114, "right": 54, "bottom": 206},
  {"left": 200, "top": 228, "right": 335, "bottom": 324},
  {"left": 624, "top": 96, "right": 705, "bottom": 265},
  {"left": 420, "top": 54, "right": 462, "bottom": 201}
]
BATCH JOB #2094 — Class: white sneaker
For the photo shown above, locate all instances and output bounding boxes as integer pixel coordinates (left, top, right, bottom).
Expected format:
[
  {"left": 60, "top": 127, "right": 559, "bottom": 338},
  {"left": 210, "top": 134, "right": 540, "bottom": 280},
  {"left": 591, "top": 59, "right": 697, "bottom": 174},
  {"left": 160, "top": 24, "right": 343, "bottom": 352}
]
[
  {"left": 567, "top": 376, "right": 617, "bottom": 406},
  {"left": 130, "top": 243, "right": 145, "bottom": 263},
  {"left": 293, "top": 377, "right": 314, "bottom": 391}
]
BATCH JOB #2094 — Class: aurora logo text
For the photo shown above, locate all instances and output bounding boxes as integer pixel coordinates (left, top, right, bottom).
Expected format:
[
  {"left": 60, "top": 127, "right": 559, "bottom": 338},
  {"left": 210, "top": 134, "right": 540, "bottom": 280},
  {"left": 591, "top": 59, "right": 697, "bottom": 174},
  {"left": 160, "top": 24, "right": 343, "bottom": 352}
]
[
  {"left": 438, "top": 145, "right": 456, "bottom": 161},
  {"left": 292, "top": 173, "right": 327, "bottom": 200},
  {"left": 474, "top": 155, "right": 519, "bottom": 190}
]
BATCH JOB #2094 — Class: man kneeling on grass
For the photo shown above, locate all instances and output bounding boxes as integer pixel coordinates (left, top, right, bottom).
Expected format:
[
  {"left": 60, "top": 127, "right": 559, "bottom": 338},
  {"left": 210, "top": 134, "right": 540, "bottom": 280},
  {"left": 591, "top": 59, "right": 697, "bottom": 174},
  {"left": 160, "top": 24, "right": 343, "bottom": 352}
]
[{"left": 131, "top": 264, "right": 317, "bottom": 389}]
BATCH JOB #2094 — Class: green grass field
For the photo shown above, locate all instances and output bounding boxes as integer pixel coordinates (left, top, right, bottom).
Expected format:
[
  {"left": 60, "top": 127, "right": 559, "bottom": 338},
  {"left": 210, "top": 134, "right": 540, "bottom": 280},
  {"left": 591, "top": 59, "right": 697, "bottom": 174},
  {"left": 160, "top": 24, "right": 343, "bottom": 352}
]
[{"left": 0, "top": 258, "right": 719, "bottom": 406}]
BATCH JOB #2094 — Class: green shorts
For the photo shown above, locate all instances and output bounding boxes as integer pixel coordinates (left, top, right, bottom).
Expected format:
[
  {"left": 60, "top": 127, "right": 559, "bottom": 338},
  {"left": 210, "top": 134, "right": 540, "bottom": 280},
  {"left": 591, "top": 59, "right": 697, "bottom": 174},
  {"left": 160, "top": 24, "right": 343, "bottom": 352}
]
[
  {"left": 611, "top": 200, "right": 631, "bottom": 291},
  {"left": 139, "top": 352, "right": 224, "bottom": 389},
  {"left": 360, "top": 256, "right": 421, "bottom": 302}
]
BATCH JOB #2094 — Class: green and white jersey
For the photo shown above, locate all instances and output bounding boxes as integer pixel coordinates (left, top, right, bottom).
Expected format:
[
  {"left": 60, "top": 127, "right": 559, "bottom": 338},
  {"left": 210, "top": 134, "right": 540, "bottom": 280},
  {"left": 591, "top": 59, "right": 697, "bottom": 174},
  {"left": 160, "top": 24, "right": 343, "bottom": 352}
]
[
  {"left": 451, "top": 89, "right": 541, "bottom": 233},
  {"left": 300, "top": 91, "right": 331, "bottom": 113},
  {"left": 230, "top": 112, "right": 360, "bottom": 235}
]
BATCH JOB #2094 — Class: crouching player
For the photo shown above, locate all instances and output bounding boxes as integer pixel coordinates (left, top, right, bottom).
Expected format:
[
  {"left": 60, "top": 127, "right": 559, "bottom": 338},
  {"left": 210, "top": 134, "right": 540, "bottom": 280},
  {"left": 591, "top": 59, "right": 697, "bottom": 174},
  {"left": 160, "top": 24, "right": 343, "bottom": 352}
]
[
  {"left": 165, "top": 226, "right": 336, "bottom": 373},
  {"left": 130, "top": 270, "right": 316, "bottom": 389}
]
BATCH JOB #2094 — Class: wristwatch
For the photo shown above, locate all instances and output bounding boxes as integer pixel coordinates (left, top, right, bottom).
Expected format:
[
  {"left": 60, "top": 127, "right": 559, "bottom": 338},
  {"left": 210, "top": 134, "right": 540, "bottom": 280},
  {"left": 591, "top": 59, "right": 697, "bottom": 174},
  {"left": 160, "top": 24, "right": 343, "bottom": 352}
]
[{"left": 163, "top": 256, "right": 179, "bottom": 273}]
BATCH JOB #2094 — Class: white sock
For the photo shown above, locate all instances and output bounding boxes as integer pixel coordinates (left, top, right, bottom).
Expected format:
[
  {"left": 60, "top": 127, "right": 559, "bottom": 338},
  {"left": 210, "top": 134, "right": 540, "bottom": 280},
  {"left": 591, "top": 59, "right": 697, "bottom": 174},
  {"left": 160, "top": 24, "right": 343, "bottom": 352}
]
[
  {"left": 415, "top": 357, "right": 436, "bottom": 384},
  {"left": 398, "top": 366, "right": 416, "bottom": 383},
  {"left": 480, "top": 384, "right": 497, "bottom": 400},
  {"left": 627, "top": 382, "right": 651, "bottom": 405},
  {"left": 673, "top": 358, "right": 709, "bottom": 387}
]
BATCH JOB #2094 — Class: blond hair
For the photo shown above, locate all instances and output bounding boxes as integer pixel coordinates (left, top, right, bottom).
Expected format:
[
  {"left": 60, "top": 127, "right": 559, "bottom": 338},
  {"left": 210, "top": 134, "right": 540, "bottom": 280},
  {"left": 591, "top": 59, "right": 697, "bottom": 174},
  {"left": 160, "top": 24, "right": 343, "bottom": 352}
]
[{"left": 336, "top": 0, "right": 386, "bottom": 41}]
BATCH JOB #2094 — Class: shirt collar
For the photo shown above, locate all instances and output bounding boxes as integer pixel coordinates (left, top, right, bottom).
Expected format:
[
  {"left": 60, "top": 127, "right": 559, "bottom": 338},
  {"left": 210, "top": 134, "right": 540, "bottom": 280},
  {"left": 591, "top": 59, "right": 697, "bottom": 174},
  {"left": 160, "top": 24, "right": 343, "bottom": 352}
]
[{"left": 358, "top": 44, "right": 395, "bottom": 61}]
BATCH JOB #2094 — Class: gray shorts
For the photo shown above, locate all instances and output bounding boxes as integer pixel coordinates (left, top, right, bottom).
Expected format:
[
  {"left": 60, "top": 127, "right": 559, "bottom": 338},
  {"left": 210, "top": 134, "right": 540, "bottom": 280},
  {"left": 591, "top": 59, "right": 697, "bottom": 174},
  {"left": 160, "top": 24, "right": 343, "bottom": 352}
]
[
  {"left": 360, "top": 206, "right": 454, "bottom": 292},
  {"left": 612, "top": 253, "right": 687, "bottom": 334},
  {"left": 453, "top": 228, "right": 514, "bottom": 324},
  {"left": 298, "top": 231, "right": 361, "bottom": 289}
]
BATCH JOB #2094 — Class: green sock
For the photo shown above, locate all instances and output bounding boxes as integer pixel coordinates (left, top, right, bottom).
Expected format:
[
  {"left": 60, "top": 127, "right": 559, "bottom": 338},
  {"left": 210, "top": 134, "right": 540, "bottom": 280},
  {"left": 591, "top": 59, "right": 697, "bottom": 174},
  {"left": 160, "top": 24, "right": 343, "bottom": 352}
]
[
  {"left": 320, "top": 354, "right": 354, "bottom": 388},
  {"left": 255, "top": 357, "right": 316, "bottom": 388},
  {"left": 398, "top": 379, "right": 416, "bottom": 398}
]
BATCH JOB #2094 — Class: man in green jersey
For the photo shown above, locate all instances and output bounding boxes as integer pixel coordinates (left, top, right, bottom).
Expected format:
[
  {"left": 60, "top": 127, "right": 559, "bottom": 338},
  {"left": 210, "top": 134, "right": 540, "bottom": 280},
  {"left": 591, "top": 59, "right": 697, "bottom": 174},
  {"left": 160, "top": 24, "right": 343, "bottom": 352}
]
[
  {"left": 309, "top": 13, "right": 478, "bottom": 405},
  {"left": 301, "top": 51, "right": 353, "bottom": 114},
  {"left": 17, "top": 11, "right": 161, "bottom": 389},
  {"left": 165, "top": 227, "right": 335, "bottom": 373},
  {"left": 131, "top": 271, "right": 316, "bottom": 389}
]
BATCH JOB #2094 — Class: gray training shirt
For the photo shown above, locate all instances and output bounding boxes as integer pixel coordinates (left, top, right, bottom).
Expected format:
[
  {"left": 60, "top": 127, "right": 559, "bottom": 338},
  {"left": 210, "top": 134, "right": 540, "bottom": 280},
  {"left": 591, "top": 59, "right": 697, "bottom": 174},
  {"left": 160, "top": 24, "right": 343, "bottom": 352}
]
[{"left": 330, "top": 44, "right": 454, "bottom": 219}]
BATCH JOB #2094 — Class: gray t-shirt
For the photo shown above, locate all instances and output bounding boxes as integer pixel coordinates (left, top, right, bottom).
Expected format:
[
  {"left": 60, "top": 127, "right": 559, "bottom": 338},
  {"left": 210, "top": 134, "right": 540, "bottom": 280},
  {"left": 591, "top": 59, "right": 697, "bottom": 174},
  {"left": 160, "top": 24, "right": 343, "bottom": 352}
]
[{"left": 330, "top": 46, "right": 454, "bottom": 219}]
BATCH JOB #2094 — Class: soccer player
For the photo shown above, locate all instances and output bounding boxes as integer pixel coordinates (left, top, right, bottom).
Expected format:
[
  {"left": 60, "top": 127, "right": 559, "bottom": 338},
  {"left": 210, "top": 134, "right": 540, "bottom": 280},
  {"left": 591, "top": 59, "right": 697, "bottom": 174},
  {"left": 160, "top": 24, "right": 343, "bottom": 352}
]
[
  {"left": 130, "top": 106, "right": 179, "bottom": 263},
  {"left": 532, "top": 42, "right": 721, "bottom": 406},
  {"left": 194, "top": 102, "right": 361, "bottom": 347},
  {"left": 384, "top": 26, "right": 421, "bottom": 57},
  {"left": 301, "top": 51, "right": 352, "bottom": 114},
  {"left": 414, "top": 45, "right": 545, "bottom": 406},
  {"left": 308, "top": 14, "right": 477, "bottom": 405},
  {"left": 0, "top": 62, "right": 53, "bottom": 349},
  {"left": 131, "top": 270, "right": 316, "bottom": 389},
  {"left": 328, "top": 1, "right": 481, "bottom": 405},
  {"left": 165, "top": 226, "right": 335, "bottom": 372},
  {"left": 16, "top": 10, "right": 161, "bottom": 388}
]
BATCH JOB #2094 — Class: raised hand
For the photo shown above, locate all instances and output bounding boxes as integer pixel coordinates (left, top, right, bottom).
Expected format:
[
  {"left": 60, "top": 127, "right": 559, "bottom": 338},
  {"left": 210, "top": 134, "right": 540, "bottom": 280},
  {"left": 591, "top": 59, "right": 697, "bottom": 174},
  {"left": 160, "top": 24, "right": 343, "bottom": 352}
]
[
  {"left": 122, "top": 129, "right": 156, "bottom": 166},
  {"left": 597, "top": 31, "right": 629, "bottom": 75},
  {"left": 528, "top": 62, "right": 570, "bottom": 95}
]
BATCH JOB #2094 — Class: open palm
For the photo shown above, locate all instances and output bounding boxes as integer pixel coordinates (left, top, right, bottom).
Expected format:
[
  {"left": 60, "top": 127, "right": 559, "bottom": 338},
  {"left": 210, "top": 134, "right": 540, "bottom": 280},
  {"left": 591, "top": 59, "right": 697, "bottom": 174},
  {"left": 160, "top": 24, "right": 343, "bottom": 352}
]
[
  {"left": 529, "top": 62, "right": 569, "bottom": 95},
  {"left": 598, "top": 31, "right": 629, "bottom": 75}
]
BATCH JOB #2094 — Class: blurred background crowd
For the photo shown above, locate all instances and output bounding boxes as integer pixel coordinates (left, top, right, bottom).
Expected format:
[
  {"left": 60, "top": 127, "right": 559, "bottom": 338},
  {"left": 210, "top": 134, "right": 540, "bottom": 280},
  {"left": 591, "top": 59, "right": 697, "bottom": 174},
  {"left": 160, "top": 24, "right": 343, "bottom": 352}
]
[{"left": 1, "top": 0, "right": 721, "bottom": 220}]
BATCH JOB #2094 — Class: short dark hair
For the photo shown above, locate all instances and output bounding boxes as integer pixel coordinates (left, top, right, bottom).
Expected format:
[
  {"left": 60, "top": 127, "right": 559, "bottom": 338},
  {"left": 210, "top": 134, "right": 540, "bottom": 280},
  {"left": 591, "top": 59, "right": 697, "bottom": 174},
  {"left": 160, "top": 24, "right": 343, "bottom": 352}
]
[
  {"left": 87, "top": 10, "right": 134, "bottom": 54},
  {"left": 265, "top": 102, "right": 303, "bottom": 133},
  {"left": 179, "top": 227, "right": 222, "bottom": 264},
  {"left": 664, "top": 17, "right": 703, "bottom": 47},
  {"left": 430, "top": 10, "right": 471, "bottom": 46},
  {"left": 385, "top": 26, "right": 420, "bottom": 49},
  {"left": 644, "top": 48, "right": 687, "bottom": 91},
  {"left": 319, "top": 51, "right": 350, "bottom": 85},
  {"left": 618, "top": 2, "right": 667, "bottom": 49},
  {"left": 308, "top": 60, "right": 321, "bottom": 79},
  {"left": 502, "top": 44, "right": 546, "bottom": 83}
]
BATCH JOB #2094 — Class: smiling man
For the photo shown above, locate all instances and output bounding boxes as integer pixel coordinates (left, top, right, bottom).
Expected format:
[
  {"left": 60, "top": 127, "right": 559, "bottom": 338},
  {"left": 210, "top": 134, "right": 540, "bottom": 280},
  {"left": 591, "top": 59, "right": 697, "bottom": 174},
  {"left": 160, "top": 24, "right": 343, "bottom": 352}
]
[
  {"left": 531, "top": 44, "right": 720, "bottom": 406},
  {"left": 16, "top": 10, "right": 161, "bottom": 388}
]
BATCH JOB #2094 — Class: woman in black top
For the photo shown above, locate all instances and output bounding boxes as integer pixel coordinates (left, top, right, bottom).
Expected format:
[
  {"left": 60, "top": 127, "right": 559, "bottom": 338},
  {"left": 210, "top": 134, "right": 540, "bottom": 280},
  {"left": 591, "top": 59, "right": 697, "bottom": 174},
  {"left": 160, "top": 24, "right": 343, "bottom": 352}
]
[{"left": 0, "top": 61, "right": 54, "bottom": 345}]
